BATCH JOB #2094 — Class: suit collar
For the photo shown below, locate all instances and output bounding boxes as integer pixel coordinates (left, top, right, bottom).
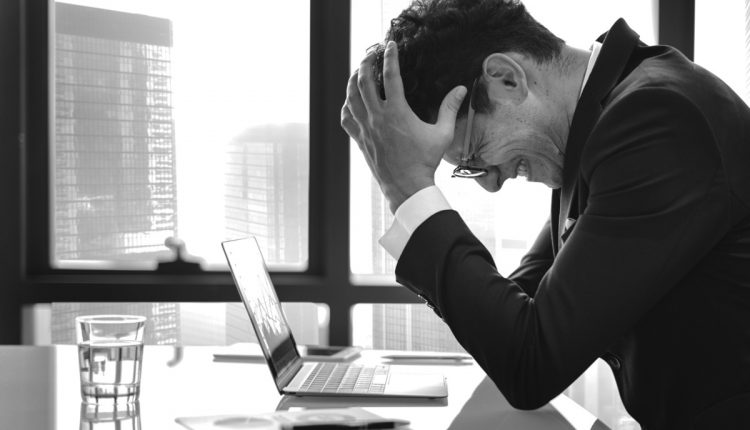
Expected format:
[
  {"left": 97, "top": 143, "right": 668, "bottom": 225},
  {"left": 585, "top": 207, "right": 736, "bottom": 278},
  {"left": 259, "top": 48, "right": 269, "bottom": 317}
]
[
  {"left": 562, "top": 18, "right": 640, "bottom": 194},
  {"left": 552, "top": 19, "right": 641, "bottom": 253}
]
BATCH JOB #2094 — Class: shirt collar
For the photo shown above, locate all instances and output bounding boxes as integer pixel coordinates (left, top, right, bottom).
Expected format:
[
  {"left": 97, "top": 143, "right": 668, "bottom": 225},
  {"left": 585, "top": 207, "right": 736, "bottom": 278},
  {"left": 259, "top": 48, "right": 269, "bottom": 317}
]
[{"left": 579, "top": 41, "right": 602, "bottom": 99}]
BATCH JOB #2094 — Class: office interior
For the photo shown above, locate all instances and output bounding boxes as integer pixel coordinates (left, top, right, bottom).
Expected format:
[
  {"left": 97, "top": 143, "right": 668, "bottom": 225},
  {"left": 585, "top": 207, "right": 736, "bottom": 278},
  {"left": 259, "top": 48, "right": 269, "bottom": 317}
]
[{"left": 0, "top": 0, "right": 739, "bottom": 427}]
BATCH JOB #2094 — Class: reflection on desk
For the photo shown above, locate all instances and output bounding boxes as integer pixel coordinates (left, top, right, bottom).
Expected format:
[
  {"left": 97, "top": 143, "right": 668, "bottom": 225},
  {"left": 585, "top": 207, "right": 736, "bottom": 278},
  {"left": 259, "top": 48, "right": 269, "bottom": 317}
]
[
  {"left": 0, "top": 345, "right": 606, "bottom": 430},
  {"left": 80, "top": 401, "right": 140, "bottom": 430}
]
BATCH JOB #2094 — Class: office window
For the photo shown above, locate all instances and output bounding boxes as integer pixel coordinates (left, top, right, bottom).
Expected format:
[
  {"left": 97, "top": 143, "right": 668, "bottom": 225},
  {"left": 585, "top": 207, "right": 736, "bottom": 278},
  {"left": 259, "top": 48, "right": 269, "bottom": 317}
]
[
  {"left": 352, "top": 304, "right": 465, "bottom": 352},
  {"left": 52, "top": 1, "right": 310, "bottom": 271},
  {"left": 694, "top": 0, "right": 750, "bottom": 105},
  {"left": 48, "top": 302, "right": 329, "bottom": 346}
]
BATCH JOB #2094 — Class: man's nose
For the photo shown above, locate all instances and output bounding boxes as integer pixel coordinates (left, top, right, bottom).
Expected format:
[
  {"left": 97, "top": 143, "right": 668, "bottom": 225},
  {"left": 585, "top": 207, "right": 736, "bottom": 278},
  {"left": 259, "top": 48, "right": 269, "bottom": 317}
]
[{"left": 474, "top": 167, "right": 502, "bottom": 192}]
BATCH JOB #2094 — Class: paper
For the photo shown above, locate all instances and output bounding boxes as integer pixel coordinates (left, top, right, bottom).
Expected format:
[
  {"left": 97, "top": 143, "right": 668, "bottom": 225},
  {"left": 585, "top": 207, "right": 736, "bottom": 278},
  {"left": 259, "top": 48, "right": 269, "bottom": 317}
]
[{"left": 176, "top": 407, "right": 408, "bottom": 429}]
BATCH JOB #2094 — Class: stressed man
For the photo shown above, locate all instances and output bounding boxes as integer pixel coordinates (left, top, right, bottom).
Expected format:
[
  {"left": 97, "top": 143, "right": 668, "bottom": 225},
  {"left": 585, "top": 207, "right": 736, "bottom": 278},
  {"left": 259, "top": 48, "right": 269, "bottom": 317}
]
[{"left": 341, "top": 0, "right": 750, "bottom": 428}]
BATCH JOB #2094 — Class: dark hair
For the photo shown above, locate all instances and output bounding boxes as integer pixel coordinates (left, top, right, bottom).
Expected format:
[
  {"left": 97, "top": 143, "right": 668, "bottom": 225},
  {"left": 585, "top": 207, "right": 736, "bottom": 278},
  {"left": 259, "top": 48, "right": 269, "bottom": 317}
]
[{"left": 373, "top": 0, "right": 564, "bottom": 123}]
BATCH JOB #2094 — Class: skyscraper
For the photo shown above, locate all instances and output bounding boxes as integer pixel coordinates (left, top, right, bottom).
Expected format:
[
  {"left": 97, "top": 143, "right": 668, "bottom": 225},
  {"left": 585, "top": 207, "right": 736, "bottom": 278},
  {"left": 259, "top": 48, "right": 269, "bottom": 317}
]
[
  {"left": 370, "top": 179, "right": 397, "bottom": 275},
  {"left": 54, "top": 3, "right": 176, "bottom": 264},
  {"left": 224, "top": 123, "right": 309, "bottom": 266},
  {"left": 367, "top": 175, "right": 496, "bottom": 352},
  {"left": 371, "top": 304, "right": 465, "bottom": 352}
]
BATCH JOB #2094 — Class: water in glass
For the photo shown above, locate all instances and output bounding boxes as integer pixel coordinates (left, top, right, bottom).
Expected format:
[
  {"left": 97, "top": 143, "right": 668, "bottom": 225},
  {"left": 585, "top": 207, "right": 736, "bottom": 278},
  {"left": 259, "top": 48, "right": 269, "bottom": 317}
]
[{"left": 78, "top": 340, "right": 143, "bottom": 404}]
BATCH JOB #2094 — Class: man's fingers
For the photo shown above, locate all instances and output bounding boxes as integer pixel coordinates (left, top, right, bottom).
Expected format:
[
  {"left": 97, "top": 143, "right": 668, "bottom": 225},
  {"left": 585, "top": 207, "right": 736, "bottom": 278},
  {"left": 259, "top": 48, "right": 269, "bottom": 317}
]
[
  {"left": 382, "top": 41, "right": 405, "bottom": 102},
  {"left": 341, "top": 104, "right": 381, "bottom": 183},
  {"left": 346, "top": 71, "right": 369, "bottom": 122},
  {"left": 340, "top": 104, "right": 361, "bottom": 139},
  {"left": 357, "top": 51, "right": 381, "bottom": 109},
  {"left": 436, "top": 85, "right": 468, "bottom": 133}
]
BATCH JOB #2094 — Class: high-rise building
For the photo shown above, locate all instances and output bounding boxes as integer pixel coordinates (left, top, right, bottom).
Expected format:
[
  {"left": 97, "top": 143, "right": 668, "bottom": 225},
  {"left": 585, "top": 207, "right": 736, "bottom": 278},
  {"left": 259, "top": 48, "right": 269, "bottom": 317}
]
[
  {"left": 178, "top": 303, "right": 227, "bottom": 345},
  {"left": 224, "top": 124, "right": 308, "bottom": 266},
  {"left": 226, "top": 302, "right": 325, "bottom": 347},
  {"left": 371, "top": 304, "right": 464, "bottom": 352},
  {"left": 54, "top": 3, "right": 176, "bottom": 264},
  {"left": 367, "top": 176, "right": 497, "bottom": 351},
  {"left": 226, "top": 302, "right": 256, "bottom": 345},
  {"left": 370, "top": 180, "right": 397, "bottom": 275}
]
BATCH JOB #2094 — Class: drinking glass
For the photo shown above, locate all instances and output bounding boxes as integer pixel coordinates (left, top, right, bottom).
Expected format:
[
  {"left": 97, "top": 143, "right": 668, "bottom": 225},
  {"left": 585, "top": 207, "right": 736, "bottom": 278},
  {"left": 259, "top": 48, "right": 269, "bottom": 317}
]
[{"left": 76, "top": 315, "right": 146, "bottom": 405}]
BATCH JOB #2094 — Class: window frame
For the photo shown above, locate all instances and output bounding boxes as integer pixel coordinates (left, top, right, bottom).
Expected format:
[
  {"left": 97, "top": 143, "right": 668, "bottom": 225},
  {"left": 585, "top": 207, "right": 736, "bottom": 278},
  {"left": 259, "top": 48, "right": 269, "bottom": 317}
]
[
  {"left": 20, "top": 0, "right": 419, "bottom": 347},
  {"left": 6, "top": 0, "right": 695, "bottom": 345}
]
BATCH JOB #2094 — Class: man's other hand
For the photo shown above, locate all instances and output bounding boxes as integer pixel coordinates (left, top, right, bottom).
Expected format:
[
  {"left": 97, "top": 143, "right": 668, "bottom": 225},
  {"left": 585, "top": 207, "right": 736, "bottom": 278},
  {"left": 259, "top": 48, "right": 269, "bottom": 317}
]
[{"left": 340, "top": 41, "right": 467, "bottom": 213}]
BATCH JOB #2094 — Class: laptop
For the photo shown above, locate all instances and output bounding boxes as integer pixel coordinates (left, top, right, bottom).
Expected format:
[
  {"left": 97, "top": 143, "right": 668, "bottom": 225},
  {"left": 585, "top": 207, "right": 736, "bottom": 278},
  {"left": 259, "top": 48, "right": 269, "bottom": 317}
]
[{"left": 221, "top": 237, "right": 448, "bottom": 398}]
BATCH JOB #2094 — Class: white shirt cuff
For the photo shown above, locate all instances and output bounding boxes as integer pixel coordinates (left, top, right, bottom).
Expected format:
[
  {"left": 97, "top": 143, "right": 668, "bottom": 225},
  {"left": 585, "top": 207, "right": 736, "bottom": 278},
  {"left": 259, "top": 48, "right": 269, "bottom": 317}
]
[{"left": 379, "top": 186, "right": 452, "bottom": 260}]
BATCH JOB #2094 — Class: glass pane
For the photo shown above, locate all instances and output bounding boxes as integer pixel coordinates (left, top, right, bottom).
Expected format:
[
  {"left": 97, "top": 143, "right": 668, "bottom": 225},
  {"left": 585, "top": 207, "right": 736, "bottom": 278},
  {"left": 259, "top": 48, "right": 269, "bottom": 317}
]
[
  {"left": 352, "top": 303, "right": 465, "bottom": 352},
  {"left": 349, "top": 1, "right": 656, "bottom": 283},
  {"left": 52, "top": 1, "right": 309, "bottom": 270},
  {"left": 49, "top": 302, "right": 328, "bottom": 346},
  {"left": 694, "top": 0, "right": 750, "bottom": 105}
]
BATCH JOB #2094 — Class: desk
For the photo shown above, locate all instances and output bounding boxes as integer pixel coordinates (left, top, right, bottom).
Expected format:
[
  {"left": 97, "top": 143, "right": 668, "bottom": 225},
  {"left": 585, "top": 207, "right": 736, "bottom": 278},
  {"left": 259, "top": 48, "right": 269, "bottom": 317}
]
[{"left": 0, "top": 346, "right": 608, "bottom": 429}]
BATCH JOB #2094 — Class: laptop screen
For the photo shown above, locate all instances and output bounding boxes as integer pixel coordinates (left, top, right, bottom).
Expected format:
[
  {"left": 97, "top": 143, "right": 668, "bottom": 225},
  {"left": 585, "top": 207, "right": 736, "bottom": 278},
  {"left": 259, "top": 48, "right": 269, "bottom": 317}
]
[{"left": 222, "top": 238, "right": 302, "bottom": 389}]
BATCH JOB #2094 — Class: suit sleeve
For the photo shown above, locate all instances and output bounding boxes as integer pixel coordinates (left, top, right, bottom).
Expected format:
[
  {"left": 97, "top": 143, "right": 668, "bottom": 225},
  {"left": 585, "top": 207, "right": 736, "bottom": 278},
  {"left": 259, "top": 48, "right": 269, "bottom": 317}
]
[
  {"left": 507, "top": 218, "right": 554, "bottom": 297},
  {"left": 395, "top": 88, "right": 730, "bottom": 409}
]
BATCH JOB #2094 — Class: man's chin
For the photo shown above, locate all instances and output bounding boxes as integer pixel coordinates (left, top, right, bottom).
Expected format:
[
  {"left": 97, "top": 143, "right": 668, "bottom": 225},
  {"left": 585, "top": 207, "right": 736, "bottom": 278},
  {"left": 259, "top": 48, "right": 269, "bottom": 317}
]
[{"left": 539, "top": 176, "right": 562, "bottom": 189}]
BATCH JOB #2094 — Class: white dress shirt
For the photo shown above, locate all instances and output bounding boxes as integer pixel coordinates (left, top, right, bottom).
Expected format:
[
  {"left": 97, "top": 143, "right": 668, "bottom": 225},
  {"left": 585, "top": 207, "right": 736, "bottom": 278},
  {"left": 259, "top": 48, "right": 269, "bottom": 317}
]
[{"left": 379, "top": 42, "right": 602, "bottom": 260}]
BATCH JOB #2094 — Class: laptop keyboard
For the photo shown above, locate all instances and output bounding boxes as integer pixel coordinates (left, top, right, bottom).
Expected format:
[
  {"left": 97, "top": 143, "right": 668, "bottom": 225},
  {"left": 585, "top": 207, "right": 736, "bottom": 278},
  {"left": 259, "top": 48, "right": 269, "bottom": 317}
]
[{"left": 298, "top": 362, "right": 389, "bottom": 394}]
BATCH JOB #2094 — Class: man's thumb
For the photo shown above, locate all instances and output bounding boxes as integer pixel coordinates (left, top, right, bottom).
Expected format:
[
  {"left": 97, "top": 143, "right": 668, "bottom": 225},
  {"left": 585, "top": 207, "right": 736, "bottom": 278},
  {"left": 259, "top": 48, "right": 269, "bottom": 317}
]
[{"left": 436, "top": 85, "right": 468, "bottom": 131}]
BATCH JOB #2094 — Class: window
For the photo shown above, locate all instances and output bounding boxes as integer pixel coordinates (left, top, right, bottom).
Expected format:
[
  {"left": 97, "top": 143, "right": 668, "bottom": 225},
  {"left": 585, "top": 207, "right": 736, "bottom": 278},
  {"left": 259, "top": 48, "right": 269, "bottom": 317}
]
[
  {"left": 694, "top": 0, "right": 750, "bottom": 105},
  {"left": 49, "top": 302, "right": 328, "bottom": 346},
  {"left": 51, "top": 1, "right": 310, "bottom": 270},
  {"left": 14, "top": 0, "right": 683, "bottom": 360}
]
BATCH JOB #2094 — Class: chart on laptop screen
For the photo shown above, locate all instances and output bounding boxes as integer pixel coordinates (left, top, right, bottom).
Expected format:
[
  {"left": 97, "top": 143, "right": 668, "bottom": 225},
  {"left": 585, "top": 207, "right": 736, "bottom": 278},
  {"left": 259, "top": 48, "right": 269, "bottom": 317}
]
[
  {"left": 226, "top": 240, "right": 293, "bottom": 359},
  {"left": 249, "top": 274, "right": 287, "bottom": 353}
]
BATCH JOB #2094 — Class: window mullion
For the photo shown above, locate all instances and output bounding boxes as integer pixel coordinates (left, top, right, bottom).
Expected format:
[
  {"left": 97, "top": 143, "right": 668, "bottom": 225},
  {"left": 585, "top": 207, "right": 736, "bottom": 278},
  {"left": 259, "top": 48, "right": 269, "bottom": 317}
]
[
  {"left": 308, "top": 0, "right": 352, "bottom": 345},
  {"left": 658, "top": 0, "right": 695, "bottom": 60}
]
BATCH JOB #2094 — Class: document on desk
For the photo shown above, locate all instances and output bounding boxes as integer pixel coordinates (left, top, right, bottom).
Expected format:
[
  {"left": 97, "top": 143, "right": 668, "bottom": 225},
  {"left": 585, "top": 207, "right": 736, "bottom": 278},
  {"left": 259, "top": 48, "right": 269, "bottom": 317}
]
[
  {"left": 176, "top": 407, "right": 409, "bottom": 429},
  {"left": 381, "top": 351, "right": 473, "bottom": 364}
]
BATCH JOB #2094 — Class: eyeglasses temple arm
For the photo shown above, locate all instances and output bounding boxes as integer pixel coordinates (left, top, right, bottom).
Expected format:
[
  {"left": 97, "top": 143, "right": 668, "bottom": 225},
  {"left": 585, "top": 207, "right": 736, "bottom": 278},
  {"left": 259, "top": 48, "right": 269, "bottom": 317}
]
[{"left": 460, "top": 103, "right": 475, "bottom": 163}]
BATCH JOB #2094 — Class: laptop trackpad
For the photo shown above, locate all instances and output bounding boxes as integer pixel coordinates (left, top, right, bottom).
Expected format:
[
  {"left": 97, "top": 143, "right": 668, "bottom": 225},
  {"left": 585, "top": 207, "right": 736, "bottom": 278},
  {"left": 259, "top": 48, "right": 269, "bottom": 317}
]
[{"left": 386, "top": 372, "right": 448, "bottom": 398}]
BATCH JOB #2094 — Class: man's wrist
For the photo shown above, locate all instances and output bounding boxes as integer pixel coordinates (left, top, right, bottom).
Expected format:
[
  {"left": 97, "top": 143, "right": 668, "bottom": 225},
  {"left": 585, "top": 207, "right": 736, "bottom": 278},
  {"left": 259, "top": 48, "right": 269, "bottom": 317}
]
[
  {"left": 380, "top": 185, "right": 452, "bottom": 260},
  {"left": 387, "top": 178, "right": 436, "bottom": 214}
]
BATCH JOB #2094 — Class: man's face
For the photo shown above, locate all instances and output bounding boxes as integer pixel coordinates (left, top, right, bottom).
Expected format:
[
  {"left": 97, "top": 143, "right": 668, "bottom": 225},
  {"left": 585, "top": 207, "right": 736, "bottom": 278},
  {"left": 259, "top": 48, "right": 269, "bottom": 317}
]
[{"left": 444, "top": 97, "right": 565, "bottom": 192}]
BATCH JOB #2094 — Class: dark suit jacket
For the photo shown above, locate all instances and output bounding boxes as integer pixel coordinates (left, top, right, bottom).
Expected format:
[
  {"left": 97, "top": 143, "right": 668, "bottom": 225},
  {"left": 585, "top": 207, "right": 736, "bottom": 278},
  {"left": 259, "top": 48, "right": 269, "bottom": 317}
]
[{"left": 396, "top": 19, "right": 750, "bottom": 429}]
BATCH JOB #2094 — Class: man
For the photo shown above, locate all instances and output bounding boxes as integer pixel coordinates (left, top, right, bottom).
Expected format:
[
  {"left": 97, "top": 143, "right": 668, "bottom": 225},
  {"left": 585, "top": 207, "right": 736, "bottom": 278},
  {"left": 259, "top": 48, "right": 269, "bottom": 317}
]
[{"left": 341, "top": 0, "right": 750, "bottom": 428}]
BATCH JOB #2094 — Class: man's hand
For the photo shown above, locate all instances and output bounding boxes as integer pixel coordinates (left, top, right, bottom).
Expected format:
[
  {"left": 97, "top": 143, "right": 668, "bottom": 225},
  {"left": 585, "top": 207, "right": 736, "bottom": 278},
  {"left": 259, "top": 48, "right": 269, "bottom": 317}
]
[{"left": 341, "top": 41, "right": 467, "bottom": 213}]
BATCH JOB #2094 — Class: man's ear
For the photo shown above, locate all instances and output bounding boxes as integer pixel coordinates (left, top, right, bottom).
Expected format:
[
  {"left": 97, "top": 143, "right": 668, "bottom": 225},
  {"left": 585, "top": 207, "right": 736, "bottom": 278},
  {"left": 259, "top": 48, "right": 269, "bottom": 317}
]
[{"left": 482, "top": 53, "right": 528, "bottom": 105}]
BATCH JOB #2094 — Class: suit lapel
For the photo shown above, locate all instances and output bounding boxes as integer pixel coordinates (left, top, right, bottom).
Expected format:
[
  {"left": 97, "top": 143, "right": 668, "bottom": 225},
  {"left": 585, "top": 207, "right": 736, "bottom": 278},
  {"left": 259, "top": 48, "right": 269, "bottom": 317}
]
[{"left": 552, "top": 19, "right": 641, "bottom": 253}]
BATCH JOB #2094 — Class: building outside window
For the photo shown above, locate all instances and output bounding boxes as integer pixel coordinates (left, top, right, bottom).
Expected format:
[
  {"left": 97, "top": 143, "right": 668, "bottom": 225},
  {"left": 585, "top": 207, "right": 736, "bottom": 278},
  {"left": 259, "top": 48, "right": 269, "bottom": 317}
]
[
  {"left": 54, "top": 4, "right": 177, "bottom": 266},
  {"left": 694, "top": 0, "right": 750, "bottom": 105},
  {"left": 51, "top": 0, "right": 310, "bottom": 270},
  {"left": 48, "top": 0, "right": 312, "bottom": 345}
]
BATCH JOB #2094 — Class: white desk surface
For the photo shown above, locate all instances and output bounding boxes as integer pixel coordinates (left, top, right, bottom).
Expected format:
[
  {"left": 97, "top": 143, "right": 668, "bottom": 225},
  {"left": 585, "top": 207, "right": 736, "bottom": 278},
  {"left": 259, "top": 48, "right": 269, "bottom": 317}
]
[{"left": 0, "top": 345, "right": 609, "bottom": 429}]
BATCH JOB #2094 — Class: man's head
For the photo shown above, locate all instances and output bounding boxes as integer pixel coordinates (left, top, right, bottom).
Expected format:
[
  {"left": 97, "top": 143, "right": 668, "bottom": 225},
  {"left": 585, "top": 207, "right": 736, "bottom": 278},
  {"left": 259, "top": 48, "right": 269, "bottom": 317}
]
[{"left": 373, "top": 0, "right": 582, "bottom": 191}]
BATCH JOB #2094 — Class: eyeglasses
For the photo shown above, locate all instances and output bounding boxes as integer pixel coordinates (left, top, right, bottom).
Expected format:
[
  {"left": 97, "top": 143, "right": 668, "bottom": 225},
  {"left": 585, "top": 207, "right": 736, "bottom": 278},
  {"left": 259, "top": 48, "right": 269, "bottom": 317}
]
[{"left": 451, "top": 77, "right": 488, "bottom": 178}]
